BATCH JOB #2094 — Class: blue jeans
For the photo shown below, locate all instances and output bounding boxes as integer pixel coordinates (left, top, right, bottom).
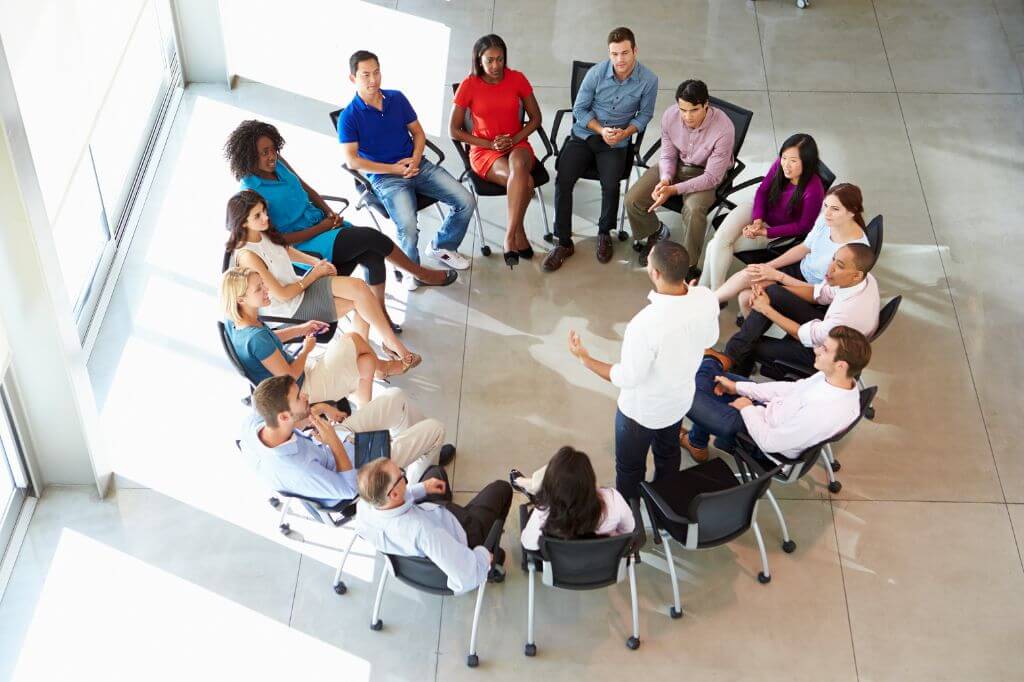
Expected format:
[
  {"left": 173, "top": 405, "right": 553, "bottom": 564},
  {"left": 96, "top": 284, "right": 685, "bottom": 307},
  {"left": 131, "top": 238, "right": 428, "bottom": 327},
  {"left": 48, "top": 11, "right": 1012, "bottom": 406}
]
[
  {"left": 686, "top": 358, "right": 752, "bottom": 453},
  {"left": 614, "top": 408, "right": 683, "bottom": 501},
  {"left": 372, "top": 159, "right": 475, "bottom": 265}
]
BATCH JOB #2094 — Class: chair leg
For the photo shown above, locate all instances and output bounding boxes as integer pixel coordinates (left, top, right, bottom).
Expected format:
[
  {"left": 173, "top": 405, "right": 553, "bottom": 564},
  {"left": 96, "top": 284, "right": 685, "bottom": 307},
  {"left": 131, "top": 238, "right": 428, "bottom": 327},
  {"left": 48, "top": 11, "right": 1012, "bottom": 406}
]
[
  {"left": 618, "top": 173, "right": 632, "bottom": 235},
  {"left": 661, "top": 531, "right": 683, "bottom": 619},
  {"left": 535, "top": 187, "right": 551, "bottom": 241},
  {"left": 435, "top": 204, "right": 446, "bottom": 221},
  {"left": 822, "top": 443, "right": 840, "bottom": 472},
  {"left": 752, "top": 519, "right": 772, "bottom": 584},
  {"left": 469, "top": 186, "right": 489, "bottom": 257},
  {"left": 525, "top": 562, "right": 537, "bottom": 656},
  {"left": 277, "top": 498, "right": 291, "bottom": 535},
  {"left": 765, "top": 490, "right": 795, "bottom": 553},
  {"left": 466, "top": 581, "right": 487, "bottom": 667},
  {"left": 626, "top": 559, "right": 641, "bottom": 650},
  {"left": 369, "top": 567, "right": 387, "bottom": 630},
  {"left": 823, "top": 450, "right": 842, "bottom": 494},
  {"left": 332, "top": 530, "right": 359, "bottom": 595}
]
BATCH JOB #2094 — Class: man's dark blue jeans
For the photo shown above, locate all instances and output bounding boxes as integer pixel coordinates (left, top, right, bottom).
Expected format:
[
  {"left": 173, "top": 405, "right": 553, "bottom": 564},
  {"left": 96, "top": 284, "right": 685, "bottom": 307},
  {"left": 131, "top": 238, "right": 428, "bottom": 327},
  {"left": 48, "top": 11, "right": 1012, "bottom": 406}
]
[
  {"left": 614, "top": 408, "right": 683, "bottom": 501},
  {"left": 686, "top": 357, "right": 753, "bottom": 454}
]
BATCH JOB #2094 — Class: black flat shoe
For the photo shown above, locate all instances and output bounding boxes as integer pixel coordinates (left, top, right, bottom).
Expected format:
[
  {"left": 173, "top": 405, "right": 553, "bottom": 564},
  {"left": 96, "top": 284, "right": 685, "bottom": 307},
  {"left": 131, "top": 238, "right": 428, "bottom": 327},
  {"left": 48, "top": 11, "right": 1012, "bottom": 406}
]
[
  {"left": 415, "top": 270, "right": 458, "bottom": 287},
  {"left": 503, "top": 251, "right": 520, "bottom": 270},
  {"left": 389, "top": 320, "right": 403, "bottom": 335},
  {"left": 518, "top": 246, "right": 534, "bottom": 260}
]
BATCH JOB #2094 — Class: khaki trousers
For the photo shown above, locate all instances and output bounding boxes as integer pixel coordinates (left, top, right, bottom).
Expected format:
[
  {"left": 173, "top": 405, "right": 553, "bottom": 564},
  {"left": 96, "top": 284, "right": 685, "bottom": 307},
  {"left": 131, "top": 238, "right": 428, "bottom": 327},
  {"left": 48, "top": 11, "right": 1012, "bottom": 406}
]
[
  {"left": 697, "top": 200, "right": 770, "bottom": 290},
  {"left": 338, "top": 387, "right": 443, "bottom": 483},
  {"left": 304, "top": 334, "right": 360, "bottom": 404},
  {"left": 625, "top": 164, "right": 716, "bottom": 261}
]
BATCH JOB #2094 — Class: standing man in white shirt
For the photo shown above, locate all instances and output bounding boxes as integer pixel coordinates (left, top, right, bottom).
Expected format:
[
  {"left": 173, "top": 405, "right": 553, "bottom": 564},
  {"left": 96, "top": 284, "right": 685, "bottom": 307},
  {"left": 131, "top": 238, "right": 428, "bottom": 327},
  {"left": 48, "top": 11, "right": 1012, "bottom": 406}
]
[
  {"left": 567, "top": 240, "right": 720, "bottom": 500},
  {"left": 681, "top": 325, "right": 871, "bottom": 464}
]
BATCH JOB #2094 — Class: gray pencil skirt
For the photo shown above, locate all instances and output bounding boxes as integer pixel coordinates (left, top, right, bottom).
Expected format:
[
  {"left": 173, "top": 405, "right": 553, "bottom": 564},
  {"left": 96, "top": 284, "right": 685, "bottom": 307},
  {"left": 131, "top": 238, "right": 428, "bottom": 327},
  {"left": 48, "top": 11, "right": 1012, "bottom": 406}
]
[{"left": 291, "top": 277, "right": 338, "bottom": 322}]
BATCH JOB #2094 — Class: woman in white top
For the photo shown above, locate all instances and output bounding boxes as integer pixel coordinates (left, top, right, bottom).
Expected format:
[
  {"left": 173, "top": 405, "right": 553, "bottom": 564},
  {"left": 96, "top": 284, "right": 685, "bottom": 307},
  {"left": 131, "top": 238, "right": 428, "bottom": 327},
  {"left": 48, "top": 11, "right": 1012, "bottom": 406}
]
[
  {"left": 226, "top": 190, "right": 420, "bottom": 378},
  {"left": 715, "top": 183, "right": 870, "bottom": 320},
  {"left": 514, "top": 446, "right": 635, "bottom": 551}
]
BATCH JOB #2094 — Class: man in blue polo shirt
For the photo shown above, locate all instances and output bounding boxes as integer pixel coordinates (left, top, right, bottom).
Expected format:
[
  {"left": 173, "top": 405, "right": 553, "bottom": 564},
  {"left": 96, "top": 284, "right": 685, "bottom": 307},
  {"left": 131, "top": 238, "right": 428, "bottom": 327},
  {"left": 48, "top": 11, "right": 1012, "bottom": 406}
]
[{"left": 338, "top": 50, "right": 474, "bottom": 286}]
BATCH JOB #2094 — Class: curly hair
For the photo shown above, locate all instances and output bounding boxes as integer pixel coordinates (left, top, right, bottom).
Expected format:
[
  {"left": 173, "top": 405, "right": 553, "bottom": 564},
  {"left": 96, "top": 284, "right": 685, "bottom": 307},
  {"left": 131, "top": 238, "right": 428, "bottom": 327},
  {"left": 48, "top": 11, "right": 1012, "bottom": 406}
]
[{"left": 224, "top": 120, "right": 285, "bottom": 180}]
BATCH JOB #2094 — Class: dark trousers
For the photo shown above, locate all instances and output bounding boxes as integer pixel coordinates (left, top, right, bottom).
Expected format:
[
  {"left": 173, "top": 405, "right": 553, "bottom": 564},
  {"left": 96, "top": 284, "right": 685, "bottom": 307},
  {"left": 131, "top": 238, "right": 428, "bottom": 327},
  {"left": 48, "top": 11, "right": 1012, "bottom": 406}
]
[
  {"left": 330, "top": 225, "right": 395, "bottom": 286},
  {"left": 553, "top": 135, "right": 629, "bottom": 246},
  {"left": 445, "top": 481, "right": 513, "bottom": 561},
  {"left": 725, "top": 284, "right": 824, "bottom": 374},
  {"left": 686, "top": 357, "right": 751, "bottom": 452},
  {"left": 614, "top": 408, "right": 683, "bottom": 501}
]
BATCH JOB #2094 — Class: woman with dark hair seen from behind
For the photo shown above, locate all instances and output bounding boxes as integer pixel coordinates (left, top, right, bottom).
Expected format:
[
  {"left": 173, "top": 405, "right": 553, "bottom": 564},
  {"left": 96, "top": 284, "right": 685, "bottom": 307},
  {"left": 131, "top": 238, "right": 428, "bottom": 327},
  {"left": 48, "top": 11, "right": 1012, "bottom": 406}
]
[
  {"left": 513, "top": 446, "right": 635, "bottom": 550},
  {"left": 226, "top": 190, "right": 421, "bottom": 379},
  {"left": 716, "top": 182, "right": 869, "bottom": 320},
  {"left": 700, "top": 133, "right": 825, "bottom": 291},
  {"left": 224, "top": 119, "right": 456, "bottom": 327},
  {"left": 450, "top": 34, "right": 543, "bottom": 269}
]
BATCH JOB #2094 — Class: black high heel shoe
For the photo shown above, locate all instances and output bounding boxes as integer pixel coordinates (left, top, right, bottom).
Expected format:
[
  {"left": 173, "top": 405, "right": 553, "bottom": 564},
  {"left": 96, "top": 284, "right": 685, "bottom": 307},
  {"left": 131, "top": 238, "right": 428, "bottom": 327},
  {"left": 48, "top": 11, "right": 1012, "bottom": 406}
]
[
  {"left": 503, "top": 251, "right": 520, "bottom": 269},
  {"left": 518, "top": 246, "right": 534, "bottom": 260}
]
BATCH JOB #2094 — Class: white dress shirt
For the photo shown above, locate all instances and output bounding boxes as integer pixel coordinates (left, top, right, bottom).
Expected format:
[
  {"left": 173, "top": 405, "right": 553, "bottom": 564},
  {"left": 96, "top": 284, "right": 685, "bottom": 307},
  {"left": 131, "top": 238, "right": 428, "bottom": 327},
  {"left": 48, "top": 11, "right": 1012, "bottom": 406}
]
[
  {"left": 355, "top": 483, "right": 490, "bottom": 595},
  {"left": 797, "top": 274, "right": 880, "bottom": 347},
  {"left": 736, "top": 372, "right": 860, "bottom": 460},
  {"left": 609, "top": 287, "right": 720, "bottom": 429},
  {"left": 520, "top": 488, "right": 635, "bottom": 551}
]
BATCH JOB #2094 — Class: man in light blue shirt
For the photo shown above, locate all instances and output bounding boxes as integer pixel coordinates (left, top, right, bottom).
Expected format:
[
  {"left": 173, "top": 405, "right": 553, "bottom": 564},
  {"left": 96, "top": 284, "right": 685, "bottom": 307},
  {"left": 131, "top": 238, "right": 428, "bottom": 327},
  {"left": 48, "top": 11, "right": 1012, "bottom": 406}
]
[
  {"left": 544, "top": 26, "right": 659, "bottom": 273},
  {"left": 356, "top": 458, "right": 512, "bottom": 595}
]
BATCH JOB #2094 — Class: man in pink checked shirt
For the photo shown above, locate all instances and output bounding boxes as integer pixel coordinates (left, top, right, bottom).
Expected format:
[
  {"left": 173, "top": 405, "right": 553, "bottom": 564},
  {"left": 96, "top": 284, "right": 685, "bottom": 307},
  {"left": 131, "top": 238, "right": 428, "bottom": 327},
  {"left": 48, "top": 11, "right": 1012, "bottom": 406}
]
[{"left": 625, "top": 79, "right": 734, "bottom": 274}]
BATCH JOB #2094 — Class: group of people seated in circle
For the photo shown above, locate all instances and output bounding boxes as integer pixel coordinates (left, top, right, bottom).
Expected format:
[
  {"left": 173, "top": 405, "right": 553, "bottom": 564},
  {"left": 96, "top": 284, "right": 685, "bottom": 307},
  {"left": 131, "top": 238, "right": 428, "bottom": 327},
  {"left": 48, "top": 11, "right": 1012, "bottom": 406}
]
[{"left": 220, "top": 26, "right": 885, "bottom": 605}]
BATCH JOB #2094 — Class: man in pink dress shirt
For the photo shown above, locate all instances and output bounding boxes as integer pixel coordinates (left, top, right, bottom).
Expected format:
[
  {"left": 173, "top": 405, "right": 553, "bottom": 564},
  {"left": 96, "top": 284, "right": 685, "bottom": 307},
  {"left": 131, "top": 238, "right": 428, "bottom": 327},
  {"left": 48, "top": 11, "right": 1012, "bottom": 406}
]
[{"left": 625, "top": 79, "right": 734, "bottom": 274}]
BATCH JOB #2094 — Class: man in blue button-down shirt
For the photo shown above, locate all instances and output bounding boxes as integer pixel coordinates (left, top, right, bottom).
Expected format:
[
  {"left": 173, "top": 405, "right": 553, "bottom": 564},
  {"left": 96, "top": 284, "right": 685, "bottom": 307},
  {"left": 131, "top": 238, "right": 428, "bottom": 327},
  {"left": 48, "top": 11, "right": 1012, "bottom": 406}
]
[{"left": 544, "top": 27, "right": 659, "bottom": 273}]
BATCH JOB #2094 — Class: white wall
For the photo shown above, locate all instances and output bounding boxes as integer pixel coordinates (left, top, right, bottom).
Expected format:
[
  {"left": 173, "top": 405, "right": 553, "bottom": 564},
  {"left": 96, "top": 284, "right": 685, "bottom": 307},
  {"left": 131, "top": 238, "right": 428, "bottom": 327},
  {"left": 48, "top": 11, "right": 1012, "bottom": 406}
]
[{"left": 174, "top": 0, "right": 228, "bottom": 84}]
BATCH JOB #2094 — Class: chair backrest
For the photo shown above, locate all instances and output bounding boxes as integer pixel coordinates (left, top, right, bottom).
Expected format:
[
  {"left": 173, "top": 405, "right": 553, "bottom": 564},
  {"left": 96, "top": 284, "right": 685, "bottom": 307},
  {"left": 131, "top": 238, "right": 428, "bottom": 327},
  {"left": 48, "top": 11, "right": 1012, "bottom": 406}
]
[
  {"left": 217, "top": 321, "right": 254, "bottom": 385},
  {"left": 329, "top": 108, "right": 341, "bottom": 131},
  {"left": 690, "top": 470, "right": 775, "bottom": 546},
  {"left": 865, "top": 214, "right": 883, "bottom": 261},
  {"left": 708, "top": 96, "right": 753, "bottom": 161},
  {"left": 817, "top": 160, "right": 837, "bottom": 192},
  {"left": 872, "top": 296, "right": 901, "bottom": 343},
  {"left": 386, "top": 553, "right": 453, "bottom": 596},
  {"left": 538, "top": 533, "right": 633, "bottom": 590},
  {"left": 569, "top": 60, "right": 595, "bottom": 105}
]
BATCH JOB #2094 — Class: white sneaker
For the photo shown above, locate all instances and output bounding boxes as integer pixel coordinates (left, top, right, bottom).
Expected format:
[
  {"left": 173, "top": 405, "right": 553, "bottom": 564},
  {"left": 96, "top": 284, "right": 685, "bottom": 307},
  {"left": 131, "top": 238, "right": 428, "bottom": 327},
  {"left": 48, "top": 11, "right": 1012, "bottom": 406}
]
[
  {"left": 426, "top": 246, "right": 472, "bottom": 270},
  {"left": 404, "top": 274, "right": 420, "bottom": 291}
]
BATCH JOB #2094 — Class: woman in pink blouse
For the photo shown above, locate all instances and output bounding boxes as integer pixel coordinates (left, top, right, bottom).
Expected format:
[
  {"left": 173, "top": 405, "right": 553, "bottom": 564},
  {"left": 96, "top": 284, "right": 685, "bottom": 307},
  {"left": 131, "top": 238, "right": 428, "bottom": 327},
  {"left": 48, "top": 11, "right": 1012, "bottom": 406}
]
[{"left": 699, "top": 133, "right": 824, "bottom": 290}]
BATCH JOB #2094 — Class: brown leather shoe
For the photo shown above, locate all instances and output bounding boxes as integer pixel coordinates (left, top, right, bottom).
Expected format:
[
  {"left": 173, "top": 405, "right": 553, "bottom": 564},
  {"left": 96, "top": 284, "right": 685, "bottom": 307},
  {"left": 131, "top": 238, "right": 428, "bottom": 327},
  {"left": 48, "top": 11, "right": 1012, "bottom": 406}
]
[
  {"left": 680, "top": 429, "right": 709, "bottom": 463},
  {"left": 703, "top": 348, "right": 734, "bottom": 373},
  {"left": 542, "top": 243, "right": 574, "bottom": 272},
  {"left": 596, "top": 233, "right": 613, "bottom": 263}
]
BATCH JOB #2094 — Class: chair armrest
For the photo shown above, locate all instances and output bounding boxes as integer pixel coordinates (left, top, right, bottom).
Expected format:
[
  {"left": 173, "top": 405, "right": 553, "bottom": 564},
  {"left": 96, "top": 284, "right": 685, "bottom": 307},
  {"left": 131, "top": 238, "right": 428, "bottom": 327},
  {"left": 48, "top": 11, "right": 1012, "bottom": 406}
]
[
  {"left": 724, "top": 174, "right": 763, "bottom": 198},
  {"left": 549, "top": 108, "right": 572, "bottom": 156},
  {"left": 731, "top": 434, "right": 786, "bottom": 480},
  {"left": 259, "top": 316, "right": 336, "bottom": 344},
  {"left": 639, "top": 481, "right": 694, "bottom": 527},
  {"left": 765, "top": 236, "right": 801, "bottom": 256},
  {"left": 424, "top": 138, "right": 446, "bottom": 166},
  {"left": 483, "top": 519, "right": 503, "bottom": 566},
  {"left": 640, "top": 138, "right": 662, "bottom": 166},
  {"left": 341, "top": 163, "right": 374, "bottom": 194},
  {"left": 320, "top": 194, "right": 350, "bottom": 214},
  {"left": 534, "top": 126, "right": 555, "bottom": 164},
  {"left": 773, "top": 358, "right": 815, "bottom": 379},
  {"left": 627, "top": 498, "right": 646, "bottom": 557}
]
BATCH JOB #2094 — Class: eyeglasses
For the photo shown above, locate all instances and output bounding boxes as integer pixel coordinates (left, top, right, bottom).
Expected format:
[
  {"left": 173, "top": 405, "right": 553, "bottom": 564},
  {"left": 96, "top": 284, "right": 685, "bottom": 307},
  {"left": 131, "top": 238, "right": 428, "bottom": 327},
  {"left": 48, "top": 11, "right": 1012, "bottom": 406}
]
[{"left": 387, "top": 468, "right": 407, "bottom": 497}]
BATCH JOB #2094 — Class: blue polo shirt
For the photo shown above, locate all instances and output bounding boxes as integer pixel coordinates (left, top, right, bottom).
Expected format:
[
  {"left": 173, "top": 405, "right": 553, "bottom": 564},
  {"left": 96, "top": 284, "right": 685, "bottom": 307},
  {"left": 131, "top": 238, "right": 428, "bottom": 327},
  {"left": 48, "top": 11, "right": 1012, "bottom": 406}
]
[
  {"left": 337, "top": 89, "right": 418, "bottom": 174},
  {"left": 224, "top": 320, "right": 304, "bottom": 387}
]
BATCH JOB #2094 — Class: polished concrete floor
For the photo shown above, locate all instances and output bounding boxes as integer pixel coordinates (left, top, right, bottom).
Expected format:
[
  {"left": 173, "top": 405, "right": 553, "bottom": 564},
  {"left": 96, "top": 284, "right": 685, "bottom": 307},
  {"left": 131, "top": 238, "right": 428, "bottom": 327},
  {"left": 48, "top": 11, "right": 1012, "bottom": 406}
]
[{"left": 3, "top": 0, "right": 1024, "bottom": 679}]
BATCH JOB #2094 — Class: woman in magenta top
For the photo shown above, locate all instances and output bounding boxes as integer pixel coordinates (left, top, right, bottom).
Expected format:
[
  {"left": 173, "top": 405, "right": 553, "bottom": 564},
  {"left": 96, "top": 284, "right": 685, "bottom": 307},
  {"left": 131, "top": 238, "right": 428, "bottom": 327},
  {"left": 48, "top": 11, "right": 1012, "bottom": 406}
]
[
  {"left": 450, "top": 34, "right": 543, "bottom": 269},
  {"left": 699, "top": 133, "right": 825, "bottom": 290}
]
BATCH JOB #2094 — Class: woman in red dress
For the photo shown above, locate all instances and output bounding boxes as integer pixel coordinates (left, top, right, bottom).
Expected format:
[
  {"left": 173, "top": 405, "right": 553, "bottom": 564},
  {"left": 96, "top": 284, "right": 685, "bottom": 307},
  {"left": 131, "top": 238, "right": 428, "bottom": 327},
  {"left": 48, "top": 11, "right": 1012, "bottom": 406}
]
[{"left": 451, "top": 34, "right": 543, "bottom": 269}]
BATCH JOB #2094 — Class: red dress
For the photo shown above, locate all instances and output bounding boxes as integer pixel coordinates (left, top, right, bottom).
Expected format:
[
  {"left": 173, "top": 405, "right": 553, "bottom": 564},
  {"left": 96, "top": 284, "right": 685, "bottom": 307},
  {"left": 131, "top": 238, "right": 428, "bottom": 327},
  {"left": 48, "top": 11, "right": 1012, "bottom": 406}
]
[{"left": 453, "top": 69, "right": 536, "bottom": 178}]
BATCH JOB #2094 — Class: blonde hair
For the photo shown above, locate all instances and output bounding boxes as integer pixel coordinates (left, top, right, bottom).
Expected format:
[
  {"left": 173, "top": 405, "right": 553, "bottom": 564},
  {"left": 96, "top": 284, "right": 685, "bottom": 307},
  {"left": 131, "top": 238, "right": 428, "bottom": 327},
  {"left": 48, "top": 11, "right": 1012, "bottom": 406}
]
[
  {"left": 220, "top": 266, "right": 256, "bottom": 325},
  {"left": 358, "top": 459, "right": 396, "bottom": 508}
]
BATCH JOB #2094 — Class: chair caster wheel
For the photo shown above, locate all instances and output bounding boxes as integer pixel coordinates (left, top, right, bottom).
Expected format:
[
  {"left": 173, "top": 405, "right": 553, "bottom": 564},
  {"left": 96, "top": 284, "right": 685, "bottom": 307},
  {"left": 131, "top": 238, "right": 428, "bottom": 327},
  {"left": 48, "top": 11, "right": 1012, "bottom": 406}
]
[
  {"left": 782, "top": 540, "right": 797, "bottom": 554},
  {"left": 269, "top": 497, "right": 280, "bottom": 509},
  {"left": 481, "top": 245, "right": 492, "bottom": 257},
  {"left": 617, "top": 230, "right": 628, "bottom": 242},
  {"left": 864, "top": 407, "right": 875, "bottom": 420},
  {"left": 542, "top": 233, "right": 554, "bottom": 243},
  {"left": 758, "top": 572, "right": 771, "bottom": 584},
  {"left": 279, "top": 524, "right": 290, "bottom": 536},
  {"left": 669, "top": 607, "right": 682, "bottom": 619},
  {"left": 828, "top": 481, "right": 842, "bottom": 494},
  {"left": 626, "top": 636, "right": 641, "bottom": 650},
  {"left": 632, "top": 241, "right": 643, "bottom": 252},
  {"left": 370, "top": 620, "right": 383, "bottom": 631},
  {"left": 467, "top": 654, "right": 479, "bottom": 668},
  {"left": 831, "top": 460, "right": 841, "bottom": 472},
  {"left": 333, "top": 581, "right": 347, "bottom": 595},
  {"left": 524, "top": 643, "right": 537, "bottom": 657},
  {"left": 797, "top": 0, "right": 808, "bottom": 8}
]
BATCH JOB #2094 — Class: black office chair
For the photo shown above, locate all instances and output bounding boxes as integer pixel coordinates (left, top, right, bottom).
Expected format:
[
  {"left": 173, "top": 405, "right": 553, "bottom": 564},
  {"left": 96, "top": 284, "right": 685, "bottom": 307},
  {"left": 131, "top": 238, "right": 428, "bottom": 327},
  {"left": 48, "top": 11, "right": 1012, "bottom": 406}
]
[
  {"left": 634, "top": 96, "right": 755, "bottom": 255},
  {"left": 865, "top": 214, "right": 884, "bottom": 262},
  {"left": 547, "top": 60, "right": 649, "bottom": 242},
  {"left": 733, "top": 161, "right": 838, "bottom": 266},
  {"left": 449, "top": 83, "right": 555, "bottom": 256},
  {"left": 640, "top": 450, "right": 781, "bottom": 619},
  {"left": 329, "top": 108, "right": 449, "bottom": 281},
  {"left": 759, "top": 296, "right": 901, "bottom": 423},
  {"left": 369, "top": 520, "right": 503, "bottom": 668},
  {"left": 234, "top": 440, "right": 359, "bottom": 595},
  {"left": 518, "top": 499, "right": 645, "bottom": 655}
]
